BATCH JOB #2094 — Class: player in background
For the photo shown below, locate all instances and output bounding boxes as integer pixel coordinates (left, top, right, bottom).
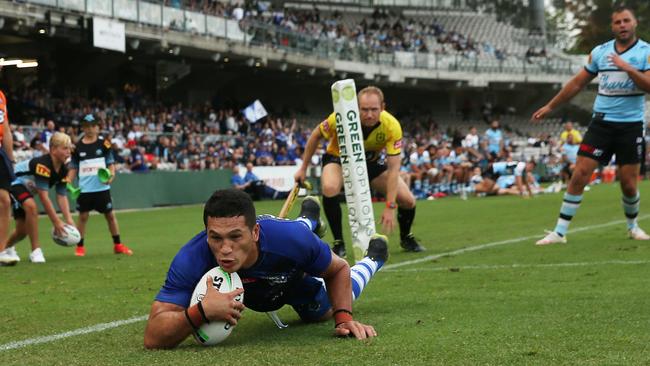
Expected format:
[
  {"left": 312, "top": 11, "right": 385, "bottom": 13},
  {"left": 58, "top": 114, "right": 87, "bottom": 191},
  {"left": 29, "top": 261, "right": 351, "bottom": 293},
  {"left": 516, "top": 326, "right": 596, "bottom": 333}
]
[
  {"left": 474, "top": 161, "right": 536, "bottom": 197},
  {"left": 67, "top": 114, "right": 133, "bottom": 257},
  {"left": 534, "top": 6, "right": 650, "bottom": 245},
  {"left": 294, "top": 86, "right": 424, "bottom": 256},
  {"left": 0, "top": 88, "right": 17, "bottom": 265},
  {"left": 0, "top": 132, "right": 75, "bottom": 263},
  {"left": 144, "top": 189, "right": 388, "bottom": 349},
  {"left": 559, "top": 133, "right": 580, "bottom": 186}
]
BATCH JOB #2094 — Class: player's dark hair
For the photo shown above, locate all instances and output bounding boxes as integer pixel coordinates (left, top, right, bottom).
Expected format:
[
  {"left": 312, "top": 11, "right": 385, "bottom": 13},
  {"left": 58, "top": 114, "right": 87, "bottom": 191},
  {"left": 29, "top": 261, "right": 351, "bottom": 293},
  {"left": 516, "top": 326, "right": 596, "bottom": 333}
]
[
  {"left": 613, "top": 5, "right": 635, "bottom": 18},
  {"left": 203, "top": 189, "right": 256, "bottom": 229}
]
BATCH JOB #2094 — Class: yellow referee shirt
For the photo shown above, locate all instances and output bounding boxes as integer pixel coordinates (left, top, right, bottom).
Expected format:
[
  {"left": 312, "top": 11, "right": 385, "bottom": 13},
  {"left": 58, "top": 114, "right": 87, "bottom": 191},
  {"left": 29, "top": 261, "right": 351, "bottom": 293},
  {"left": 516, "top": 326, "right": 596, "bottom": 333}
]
[{"left": 318, "top": 110, "right": 403, "bottom": 162}]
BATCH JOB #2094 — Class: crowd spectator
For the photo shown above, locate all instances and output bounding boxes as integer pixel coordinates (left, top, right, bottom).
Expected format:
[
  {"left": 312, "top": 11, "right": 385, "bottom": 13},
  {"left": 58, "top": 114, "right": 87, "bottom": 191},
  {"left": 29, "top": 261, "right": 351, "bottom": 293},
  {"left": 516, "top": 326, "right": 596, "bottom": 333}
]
[{"left": 8, "top": 86, "right": 314, "bottom": 175}]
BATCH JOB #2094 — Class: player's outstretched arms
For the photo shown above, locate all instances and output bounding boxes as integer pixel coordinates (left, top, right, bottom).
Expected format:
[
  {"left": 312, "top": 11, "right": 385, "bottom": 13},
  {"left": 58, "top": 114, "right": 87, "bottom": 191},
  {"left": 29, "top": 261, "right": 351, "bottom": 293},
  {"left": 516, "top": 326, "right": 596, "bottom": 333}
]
[
  {"left": 531, "top": 105, "right": 553, "bottom": 121},
  {"left": 322, "top": 254, "right": 378, "bottom": 340},
  {"left": 531, "top": 69, "right": 595, "bottom": 122}
]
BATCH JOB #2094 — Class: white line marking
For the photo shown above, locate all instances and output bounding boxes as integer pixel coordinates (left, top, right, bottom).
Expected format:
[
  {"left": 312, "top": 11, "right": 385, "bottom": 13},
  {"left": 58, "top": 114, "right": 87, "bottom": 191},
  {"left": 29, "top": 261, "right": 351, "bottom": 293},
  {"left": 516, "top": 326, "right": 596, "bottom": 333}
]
[
  {"left": 383, "top": 214, "right": 649, "bottom": 271},
  {"left": 0, "top": 315, "right": 148, "bottom": 351},
  {"left": 384, "top": 259, "right": 650, "bottom": 272},
  {"left": 1, "top": 215, "right": 646, "bottom": 351}
]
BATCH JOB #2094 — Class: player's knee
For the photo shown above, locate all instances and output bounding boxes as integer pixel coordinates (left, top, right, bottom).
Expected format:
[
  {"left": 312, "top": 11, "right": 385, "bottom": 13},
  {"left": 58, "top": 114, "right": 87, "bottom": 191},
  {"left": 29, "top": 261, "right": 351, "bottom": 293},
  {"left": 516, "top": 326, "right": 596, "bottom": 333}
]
[
  {"left": 0, "top": 192, "right": 10, "bottom": 207},
  {"left": 22, "top": 200, "right": 38, "bottom": 215},
  {"left": 571, "top": 166, "right": 593, "bottom": 184},
  {"left": 321, "top": 182, "right": 341, "bottom": 197},
  {"left": 619, "top": 179, "right": 637, "bottom": 196},
  {"left": 400, "top": 194, "right": 416, "bottom": 209},
  {"left": 105, "top": 211, "right": 116, "bottom": 222}
]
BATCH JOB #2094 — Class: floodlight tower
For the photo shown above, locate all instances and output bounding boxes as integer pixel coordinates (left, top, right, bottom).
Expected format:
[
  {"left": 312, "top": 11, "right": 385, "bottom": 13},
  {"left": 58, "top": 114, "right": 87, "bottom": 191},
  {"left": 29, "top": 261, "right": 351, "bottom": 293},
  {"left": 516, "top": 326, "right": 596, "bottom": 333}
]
[{"left": 529, "top": 0, "right": 546, "bottom": 37}]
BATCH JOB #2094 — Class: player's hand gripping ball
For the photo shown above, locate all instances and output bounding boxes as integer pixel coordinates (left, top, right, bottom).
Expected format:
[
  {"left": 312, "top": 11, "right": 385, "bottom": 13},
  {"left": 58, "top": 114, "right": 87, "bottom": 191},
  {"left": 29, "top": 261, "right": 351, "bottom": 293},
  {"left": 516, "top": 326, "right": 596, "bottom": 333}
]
[
  {"left": 51, "top": 224, "right": 81, "bottom": 246},
  {"left": 190, "top": 267, "right": 244, "bottom": 346}
]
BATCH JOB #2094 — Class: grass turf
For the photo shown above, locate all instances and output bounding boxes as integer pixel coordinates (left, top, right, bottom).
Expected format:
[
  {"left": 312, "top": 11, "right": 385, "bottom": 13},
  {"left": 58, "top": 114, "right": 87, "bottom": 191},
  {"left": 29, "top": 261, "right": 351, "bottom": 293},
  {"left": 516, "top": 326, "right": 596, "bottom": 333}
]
[{"left": 1, "top": 182, "right": 649, "bottom": 365}]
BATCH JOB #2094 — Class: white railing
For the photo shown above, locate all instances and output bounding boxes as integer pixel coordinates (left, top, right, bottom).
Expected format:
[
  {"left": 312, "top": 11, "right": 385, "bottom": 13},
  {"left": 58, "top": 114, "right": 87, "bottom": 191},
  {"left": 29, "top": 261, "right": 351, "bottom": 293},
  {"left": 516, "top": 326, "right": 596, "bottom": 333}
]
[{"left": 25, "top": 0, "right": 247, "bottom": 41}]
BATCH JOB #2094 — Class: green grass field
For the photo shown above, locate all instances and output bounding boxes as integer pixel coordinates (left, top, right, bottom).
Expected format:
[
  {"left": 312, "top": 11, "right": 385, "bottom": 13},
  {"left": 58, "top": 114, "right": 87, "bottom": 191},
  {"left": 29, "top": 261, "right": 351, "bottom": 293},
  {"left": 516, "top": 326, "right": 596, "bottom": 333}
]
[{"left": 1, "top": 182, "right": 650, "bottom": 365}]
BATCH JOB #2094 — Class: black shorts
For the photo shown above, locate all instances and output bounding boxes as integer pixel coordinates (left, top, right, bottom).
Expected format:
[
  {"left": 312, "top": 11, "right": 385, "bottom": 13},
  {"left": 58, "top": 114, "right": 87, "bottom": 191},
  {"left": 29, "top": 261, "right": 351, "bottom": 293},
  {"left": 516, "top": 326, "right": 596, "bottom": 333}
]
[
  {"left": 9, "top": 184, "right": 33, "bottom": 219},
  {"left": 0, "top": 149, "right": 15, "bottom": 191},
  {"left": 321, "top": 153, "right": 387, "bottom": 182},
  {"left": 562, "top": 163, "right": 574, "bottom": 177},
  {"left": 76, "top": 190, "right": 113, "bottom": 213},
  {"left": 578, "top": 120, "right": 644, "bottom": 165}
]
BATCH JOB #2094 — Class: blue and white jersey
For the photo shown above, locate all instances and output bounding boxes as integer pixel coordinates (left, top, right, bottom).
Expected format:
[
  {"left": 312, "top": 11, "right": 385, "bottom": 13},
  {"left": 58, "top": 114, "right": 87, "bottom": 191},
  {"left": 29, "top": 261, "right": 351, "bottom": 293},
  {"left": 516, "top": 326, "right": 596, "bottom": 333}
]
[
  {"left": 155, "top": 216, "right": 332, "bottom": 312},
  {"left": 449, "top": 150, "right": 468, "bottom": 165},
  {"left": 484, "top": 128, "right": 503, "bottom": 153},
  {"left": 13, "top": 154, "right": 68, "bottom": 195},
  {"left": 434, "top": 154, "right": 451, "bottom": 167},
  {"left": 585, "top": 39, "right": 650, "bottom": 122},
  {"left": 409, "top": 150, "right": 430, "bottom": 168},
  {"left": 70, "top": 137, "right": 114, "bottom": 193},
  {"left": 492, "top": 161, "right": 526, "bottom": 178}
]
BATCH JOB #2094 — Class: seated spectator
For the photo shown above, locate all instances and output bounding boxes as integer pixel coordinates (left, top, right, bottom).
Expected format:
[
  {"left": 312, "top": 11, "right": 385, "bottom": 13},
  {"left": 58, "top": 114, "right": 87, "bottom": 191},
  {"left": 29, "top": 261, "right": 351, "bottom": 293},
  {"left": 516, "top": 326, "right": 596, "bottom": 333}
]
[
  {"left": 233, "top": 163, "right": 289, "bottom": 201},
  {"left": 129, "top": 146, "right": 148, "bottom": 172}
]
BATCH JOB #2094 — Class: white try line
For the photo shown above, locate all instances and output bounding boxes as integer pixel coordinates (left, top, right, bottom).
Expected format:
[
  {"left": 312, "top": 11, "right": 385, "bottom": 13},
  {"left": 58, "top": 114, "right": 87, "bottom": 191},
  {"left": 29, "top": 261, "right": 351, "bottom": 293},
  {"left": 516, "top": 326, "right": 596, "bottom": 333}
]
[
  {"left": 383, "top": 214, "right": 650, "bottom": 271},
  {"left": 0, "top": 315, "right": 148, "bottom": 351},
  {"left": 1, "top": 215, "right": 646, "bottom": 352},
  {"left": 384, "top": 259, "right": 650, "bottom": 272}
]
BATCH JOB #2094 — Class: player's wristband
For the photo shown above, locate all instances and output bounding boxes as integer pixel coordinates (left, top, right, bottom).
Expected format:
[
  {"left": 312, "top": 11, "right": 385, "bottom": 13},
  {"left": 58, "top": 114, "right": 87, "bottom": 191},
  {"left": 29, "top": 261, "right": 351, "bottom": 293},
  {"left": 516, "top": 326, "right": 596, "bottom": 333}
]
[
  {"left": 197, "top": 301, "right": 210, "bottom": 324},
  {"left": 385, "top": 201, "right": 397, "bottom": 209},
  {"left": 184, "top": 308, "right": 199, "bottom": 332},
  {"left": 185, "top": 303, "right": 206, "bottom": 330},
  {"left": 333, "top": 309, "right": 353, "bottom": 327}
]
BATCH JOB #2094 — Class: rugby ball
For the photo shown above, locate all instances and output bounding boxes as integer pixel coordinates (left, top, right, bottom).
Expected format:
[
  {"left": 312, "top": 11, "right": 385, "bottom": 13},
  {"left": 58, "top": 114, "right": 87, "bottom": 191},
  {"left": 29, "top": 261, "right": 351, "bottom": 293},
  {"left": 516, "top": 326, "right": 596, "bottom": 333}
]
[
  {"left": 51, "top": 224, "right": 81, "bottom": 247},
  {"left": 190, "top": 267, "right": 244, "bottom": 346}
]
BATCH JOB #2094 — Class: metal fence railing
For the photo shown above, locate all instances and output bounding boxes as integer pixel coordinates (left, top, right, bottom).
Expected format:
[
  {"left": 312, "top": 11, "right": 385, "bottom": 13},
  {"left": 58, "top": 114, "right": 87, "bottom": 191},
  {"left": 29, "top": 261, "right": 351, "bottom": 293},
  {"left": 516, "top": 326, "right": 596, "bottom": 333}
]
[{"left": 21, "top": 0, "right": 578, "bottom": 75}]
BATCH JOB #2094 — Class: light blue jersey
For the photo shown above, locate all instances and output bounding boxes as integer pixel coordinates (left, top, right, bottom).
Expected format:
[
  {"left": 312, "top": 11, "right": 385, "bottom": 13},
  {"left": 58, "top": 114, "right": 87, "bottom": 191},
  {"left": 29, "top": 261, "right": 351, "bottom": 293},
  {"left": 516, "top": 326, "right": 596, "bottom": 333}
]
[
  {"left": 496, "top": 175, "right": 516, "bottom": 189},
  {"left": 585, "top": 39, "right": 650, "bottom": 122},
  {"left": 562, "top": 143, "right": 579, "bottom": 164},
  {"left": 485, "top": 128, "right": 503, "bottom": 154},
  {"left": 492, "top": 161, "right": 526, "bottom": 177}
]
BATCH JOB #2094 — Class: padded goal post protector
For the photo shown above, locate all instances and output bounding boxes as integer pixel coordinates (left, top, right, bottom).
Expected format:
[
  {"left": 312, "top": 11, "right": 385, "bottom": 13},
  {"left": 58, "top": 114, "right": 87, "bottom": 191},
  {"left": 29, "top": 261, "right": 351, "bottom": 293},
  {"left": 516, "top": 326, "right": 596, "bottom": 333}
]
[{"left": 331, "top": 79, "right": 376, "bottom": 261}]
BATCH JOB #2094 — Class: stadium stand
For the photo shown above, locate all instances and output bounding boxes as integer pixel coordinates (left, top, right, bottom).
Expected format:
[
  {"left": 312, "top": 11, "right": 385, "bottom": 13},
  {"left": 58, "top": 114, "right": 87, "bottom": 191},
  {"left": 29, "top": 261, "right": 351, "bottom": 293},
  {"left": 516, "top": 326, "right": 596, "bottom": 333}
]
[{"left": 0, "top": 0, "right": 595, "bottom": 200}]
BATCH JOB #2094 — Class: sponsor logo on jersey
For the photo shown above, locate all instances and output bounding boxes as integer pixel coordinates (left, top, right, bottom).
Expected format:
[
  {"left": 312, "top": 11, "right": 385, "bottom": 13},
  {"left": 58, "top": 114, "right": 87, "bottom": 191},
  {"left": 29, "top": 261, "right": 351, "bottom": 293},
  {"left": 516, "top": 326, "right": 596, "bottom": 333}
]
[
  {"left": 322, "top": 120, "right": 330, "bottom": 132},
  {"left": 35, "top": 163, "right": 51, "bottom": 178},
  {"left": 376, "top": 132, "right": 386, "bottom": 143},
  {"left": 393, "top": 139, "right": 402, "bottom": 150},
  {"left": 79, "top": 152, "right": 86, "bottom": 157}
]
